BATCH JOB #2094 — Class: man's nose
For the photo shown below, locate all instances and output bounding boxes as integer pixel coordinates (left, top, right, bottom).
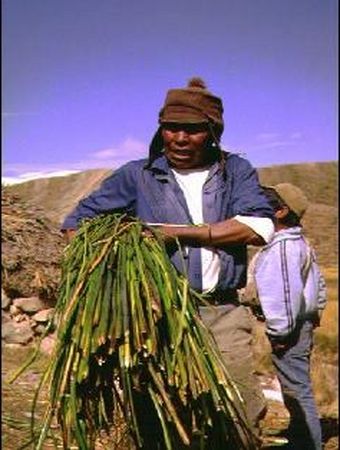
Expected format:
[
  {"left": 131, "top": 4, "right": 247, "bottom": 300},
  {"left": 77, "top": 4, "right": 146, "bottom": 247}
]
[{"left": 174, "top": 130, "right": 189, "bottom": 143}]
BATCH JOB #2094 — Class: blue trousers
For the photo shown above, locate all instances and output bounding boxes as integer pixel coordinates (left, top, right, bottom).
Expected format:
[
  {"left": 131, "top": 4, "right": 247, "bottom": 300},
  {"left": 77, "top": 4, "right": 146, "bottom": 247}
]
[{"left": 271, "top": 320, "right": 322, "bottom": 450}]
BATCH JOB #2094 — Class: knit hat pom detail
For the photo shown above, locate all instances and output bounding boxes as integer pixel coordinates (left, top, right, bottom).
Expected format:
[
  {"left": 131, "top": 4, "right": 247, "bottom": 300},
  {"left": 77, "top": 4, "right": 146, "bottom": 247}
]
[{"left": 187, "top": 77, "right": 207, "bottom": 90}]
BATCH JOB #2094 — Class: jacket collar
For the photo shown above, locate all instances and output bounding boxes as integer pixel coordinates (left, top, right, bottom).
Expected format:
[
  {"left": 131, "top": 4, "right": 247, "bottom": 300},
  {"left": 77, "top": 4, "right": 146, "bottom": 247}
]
[
  {"left": 147, "top": 155, "right": 223, "bottom": 179},
  {"left": 268, "top": 226, "right": 303, "bottom": 245},
  {"left": 147, "top": 155, "right": 170, "bottom": 173}
]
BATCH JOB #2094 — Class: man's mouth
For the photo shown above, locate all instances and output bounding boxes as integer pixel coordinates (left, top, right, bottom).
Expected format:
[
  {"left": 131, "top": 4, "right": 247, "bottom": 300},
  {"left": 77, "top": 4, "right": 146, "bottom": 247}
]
[{"left": 171, "top": 149, "right": 192, "bottom": 158}]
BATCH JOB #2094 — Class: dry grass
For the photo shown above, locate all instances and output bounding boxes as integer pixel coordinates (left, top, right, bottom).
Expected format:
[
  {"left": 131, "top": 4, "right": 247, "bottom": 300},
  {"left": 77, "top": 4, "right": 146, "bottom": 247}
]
[
  {"left": 2, "top": 346, "right": 133, "bottom": 450},
  {"left": 258, "top": 161, "right": 338, "bottom": 208},
  {"left": 314, "top": 266, "right": 338, "bottom": 359},
  {"left": 7, "top": 168, "right": 113, "bottom": 225},
  {"left": 311, "top": 266, "right": 338, "bottom": 417}
]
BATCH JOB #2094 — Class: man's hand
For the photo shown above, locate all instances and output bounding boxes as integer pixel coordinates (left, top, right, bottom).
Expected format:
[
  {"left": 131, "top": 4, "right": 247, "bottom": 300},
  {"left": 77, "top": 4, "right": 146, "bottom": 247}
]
[
  {"left": 144, "top": 225, "right": 187, "bottom": 251},
  {"left": 156, "top": 224, "right": 210, "bottom": 247},
  {"left": 63, "top": 229, "right": 76, "bottom": 244},
  {"left": 311, "top": 310, "right": 323, "bottom": 328},
  {"left": 157, "top": 225, "right": 183, "bottom": 243}
]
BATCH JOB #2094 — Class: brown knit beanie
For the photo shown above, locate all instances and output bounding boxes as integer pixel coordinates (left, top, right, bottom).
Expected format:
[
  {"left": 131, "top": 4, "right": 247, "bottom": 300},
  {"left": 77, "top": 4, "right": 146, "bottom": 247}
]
[{"left": 158, "top": 77, "right": 224, "bottom": 138}]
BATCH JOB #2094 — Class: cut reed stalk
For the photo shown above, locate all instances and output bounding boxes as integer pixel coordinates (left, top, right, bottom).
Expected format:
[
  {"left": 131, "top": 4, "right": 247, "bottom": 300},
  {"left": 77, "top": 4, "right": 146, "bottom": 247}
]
[{"left": 18, "top": 214, "right": 258, "bottom": 449}]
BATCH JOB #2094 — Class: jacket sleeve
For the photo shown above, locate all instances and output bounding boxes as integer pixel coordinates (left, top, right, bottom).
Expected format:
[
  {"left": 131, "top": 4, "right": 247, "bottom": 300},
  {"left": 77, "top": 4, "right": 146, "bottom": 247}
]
[
  {"left": 228, "top": 155, "right": 274, "bottom": 219},
  {"left": 254, "top": 240, "right": 303, "bottom": 339},
  {"left": 61, "top": 163, "right": 137, "bottom": 230},
  {"left": 303, "top": 246, "right": 327, "bottom": 316},
  {"left": 317, "top": 272, "right": 327, "bottom": 312},
  {"left": 311, "top": 248, "right": 327, "bottom": 313}
]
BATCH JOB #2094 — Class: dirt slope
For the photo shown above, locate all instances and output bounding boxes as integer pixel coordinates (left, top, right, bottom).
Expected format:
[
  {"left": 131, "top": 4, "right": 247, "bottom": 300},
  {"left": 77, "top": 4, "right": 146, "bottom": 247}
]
[
  {"left": 2, "top": 190, "right": 64, "bottom": 301},
  {"left": 6, "top": 161, "right": 338, "bottom": 266},
  {"left": 7, "top": 168, "right": 113, "bottom": 226}
]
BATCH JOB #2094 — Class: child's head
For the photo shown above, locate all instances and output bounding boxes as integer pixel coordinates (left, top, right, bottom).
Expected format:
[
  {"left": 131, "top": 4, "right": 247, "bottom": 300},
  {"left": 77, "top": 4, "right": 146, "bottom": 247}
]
[{"left": 262, "top": 183, "right": 309, "bottom": 228}]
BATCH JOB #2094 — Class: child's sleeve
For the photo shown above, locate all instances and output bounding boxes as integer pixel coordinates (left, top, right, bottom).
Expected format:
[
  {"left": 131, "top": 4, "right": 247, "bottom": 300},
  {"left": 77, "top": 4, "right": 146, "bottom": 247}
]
[
  {"left": 317, "top": 273, "right": 327, "bottom": 312},
  {"left": 312, "top": 249, "right": 327, "bottom": 322}
]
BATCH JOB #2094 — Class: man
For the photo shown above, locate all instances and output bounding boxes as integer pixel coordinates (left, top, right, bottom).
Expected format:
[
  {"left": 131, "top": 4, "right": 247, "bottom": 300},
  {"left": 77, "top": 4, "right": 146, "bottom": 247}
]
[
  {"left": 62, "top": 77, "right": 274, "bottom": 445},
  {"left": 253, "top": 184, "right": 326, "bottom": 450}
]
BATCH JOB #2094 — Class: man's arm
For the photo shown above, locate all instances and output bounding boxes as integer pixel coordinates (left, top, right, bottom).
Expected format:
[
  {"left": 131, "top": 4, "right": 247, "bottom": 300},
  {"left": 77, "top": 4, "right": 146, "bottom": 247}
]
[
  {"left": 61, "top": 164, "right": 137, "bottom": 232},
  {"left": 160, "top": 155, "right": 274, "bottom": 248},
  {"left": 157, "top": 218, "right": 268, "bottom": 247}
]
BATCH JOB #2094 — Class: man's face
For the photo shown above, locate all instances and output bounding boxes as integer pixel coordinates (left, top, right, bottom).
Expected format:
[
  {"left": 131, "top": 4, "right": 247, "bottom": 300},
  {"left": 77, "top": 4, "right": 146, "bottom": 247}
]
[{"left": 161, "top": 122, "right": 211, "bottom": 170}]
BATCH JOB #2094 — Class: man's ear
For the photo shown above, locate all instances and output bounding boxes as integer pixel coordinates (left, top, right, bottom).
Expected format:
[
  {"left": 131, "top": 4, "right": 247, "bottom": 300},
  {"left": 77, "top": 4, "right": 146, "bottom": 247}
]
[{"left": 275, "top": 206, "right": 290, "bottom": 219}]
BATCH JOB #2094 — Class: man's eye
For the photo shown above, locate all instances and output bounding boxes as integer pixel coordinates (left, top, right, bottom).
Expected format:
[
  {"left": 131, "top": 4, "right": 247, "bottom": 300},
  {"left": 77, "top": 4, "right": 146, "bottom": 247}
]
[
  {"left": 189, "top": 125, "right": 206, "bottom": 133},
  {"left": 164, "top": 124, "right": 207, "bottom": 133},
  {"left": 165, "top": 125, "right": 180, "bottom": 132}
]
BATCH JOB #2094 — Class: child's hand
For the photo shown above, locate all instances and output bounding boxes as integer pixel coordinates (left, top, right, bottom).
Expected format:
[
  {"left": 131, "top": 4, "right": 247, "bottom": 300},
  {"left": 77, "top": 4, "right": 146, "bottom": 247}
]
[
  {"left": 268, "top": 334, "right": 294, "bottom": 354},
  {"left": 270, "top": 341, "right": 290, "bottom": 354}
]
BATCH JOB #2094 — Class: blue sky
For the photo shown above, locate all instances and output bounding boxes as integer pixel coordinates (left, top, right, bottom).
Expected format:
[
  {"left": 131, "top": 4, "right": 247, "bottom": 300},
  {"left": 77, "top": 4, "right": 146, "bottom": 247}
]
[{"left": 2, "top": 0, "right": 338, "bottom": 183}]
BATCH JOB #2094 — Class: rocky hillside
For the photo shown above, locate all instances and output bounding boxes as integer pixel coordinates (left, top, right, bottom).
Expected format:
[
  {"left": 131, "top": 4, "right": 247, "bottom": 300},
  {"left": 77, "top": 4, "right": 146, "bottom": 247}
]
[
  {"left": 257, "top": 161, "right": 338, "bottom": 208},
  {"left": 257, "top": 161, "right": 338, "bottom": 267},
  {"left": 5, "top": 161, "right": 338, "bottom": 267},
  {"left": 6, "top": 168, "right": 113, "bottom": 225},
  {"left": 2, "top": 190, "right": 64, "bottom": 301}
]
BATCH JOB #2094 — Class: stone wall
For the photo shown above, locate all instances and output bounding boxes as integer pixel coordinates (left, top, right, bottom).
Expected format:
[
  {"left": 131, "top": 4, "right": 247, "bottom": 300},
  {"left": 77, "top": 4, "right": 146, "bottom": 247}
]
[{"left": 2, "top": 289, "right": 56, "bottom": 353}]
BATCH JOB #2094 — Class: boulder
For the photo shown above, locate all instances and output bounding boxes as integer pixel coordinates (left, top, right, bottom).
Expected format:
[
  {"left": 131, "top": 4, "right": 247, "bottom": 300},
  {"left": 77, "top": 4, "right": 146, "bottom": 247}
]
[
  {"left": 33, "top": 324, "right": 48, "bottom": 335},
  {"left": 9, "top": 304, "right": 21, "bottom": 316},
  {"left": 1, "top": 289, "right": 11, "bottom": 309},
  {"left": 13, "top": 296, "right": 47, "bottom": 314},
  {"left": 31, "top": 308, "right": 55, "bottom": 323},
  {"left": 2, "top": 190, "right": 63, "bottom": 302},
  {"left": 2, "top": 311, "right": 11, "bottom": 324},
  {"left": 2, "top": 321, "right": 34, "bottom": 345},
  {"left": 40, "top": 333, "right": 57, "bottom": 355},
  {"left": 13, "top": 313, "right": 27, "bottom": 323}
]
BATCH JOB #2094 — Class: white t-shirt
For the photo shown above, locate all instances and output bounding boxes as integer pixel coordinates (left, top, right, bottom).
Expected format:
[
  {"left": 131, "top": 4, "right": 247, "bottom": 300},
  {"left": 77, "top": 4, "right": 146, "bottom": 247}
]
[
  {"left": 172, "top": 167, "right": 274, "bottom": 293},
  {"left": 172, "top": 168, "right": 220, "bottom": 292}
]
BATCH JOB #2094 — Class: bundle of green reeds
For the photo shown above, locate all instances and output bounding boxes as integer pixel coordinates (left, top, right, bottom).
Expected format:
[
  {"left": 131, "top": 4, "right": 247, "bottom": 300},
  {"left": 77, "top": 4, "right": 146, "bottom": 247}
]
[{"left": 32, "top": 214, "right": 258, "bottom": 449}]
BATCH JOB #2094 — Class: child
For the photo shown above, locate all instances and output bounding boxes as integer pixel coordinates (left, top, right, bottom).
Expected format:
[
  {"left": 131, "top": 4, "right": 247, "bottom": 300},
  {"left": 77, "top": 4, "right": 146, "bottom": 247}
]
[{"left": 253, "top": 183, "right": 326, "bottom": 450}]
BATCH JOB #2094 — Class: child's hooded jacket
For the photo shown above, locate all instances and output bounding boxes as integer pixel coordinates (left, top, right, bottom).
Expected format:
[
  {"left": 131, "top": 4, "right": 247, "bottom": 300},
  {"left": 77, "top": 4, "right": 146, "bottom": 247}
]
[{"left": 254, "top": 226, "right": 326, "bottom": 340}]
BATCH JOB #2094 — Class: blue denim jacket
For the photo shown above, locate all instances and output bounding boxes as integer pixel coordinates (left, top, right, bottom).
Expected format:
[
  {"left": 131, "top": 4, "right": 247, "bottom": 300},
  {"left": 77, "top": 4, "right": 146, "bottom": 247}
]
[{"left": 61, "top": 152, "right": 273, "bottom": 292}]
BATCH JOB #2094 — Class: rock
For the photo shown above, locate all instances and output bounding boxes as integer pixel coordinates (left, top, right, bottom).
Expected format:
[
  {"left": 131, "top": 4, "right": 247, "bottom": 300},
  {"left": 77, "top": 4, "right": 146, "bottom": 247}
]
[
  {"left": 1, "top": 289, "right": 11, "bottom": 309},
  {"left": 9, "top": 304, "right": 21, "bottom": 316},
  {"left": 2, "top": 190, "right": 63, "bottom": 302},
  {"left": 325, "top": 436, "right": 339, "bottom": 450},
  {"left": 13, "top": 314, "right": 27, "bottom": 323},
  {"left": 2, "top": 311, "right": 11, "bottom": 323},
  {"left": 40, "top": 333, "right": 57, "bottom": 355},
  {"left": 260, "top": 374, "right": 284, "bottom": 403},
  {"left": 33, "top": 324, "right": 48, "bottom": 335},
  {"left": 31, "top": 308, "right": 55, "bottom": 323},
  {"left": 2, "top": 321, "right": 34, "bottom": 345},
  {"left": 13, "top": 296, "right": 47, "bottom": 314}
]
